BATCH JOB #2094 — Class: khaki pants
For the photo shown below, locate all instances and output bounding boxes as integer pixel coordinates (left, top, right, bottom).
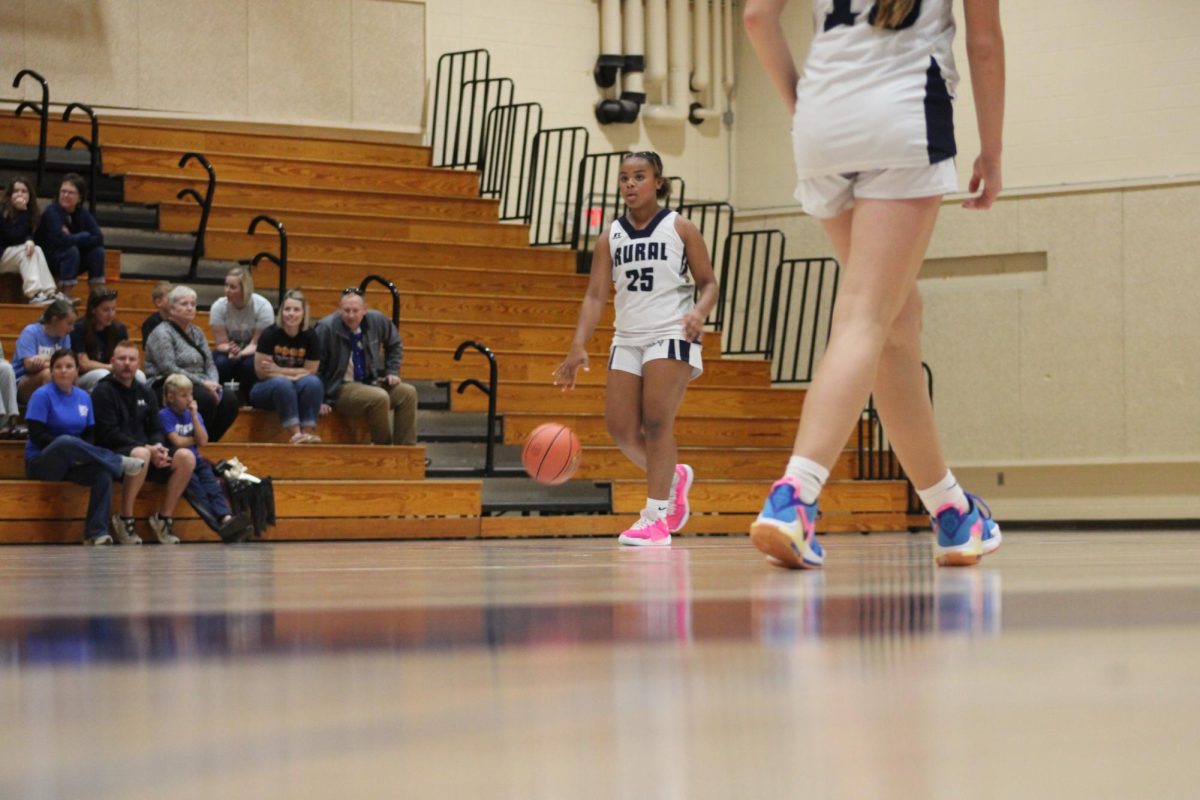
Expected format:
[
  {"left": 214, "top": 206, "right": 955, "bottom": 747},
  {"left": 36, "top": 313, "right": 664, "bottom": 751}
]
[
  {"left": 333, "top": 380, "right": 418, "bottom": 445},
  {"left": 0, "top": 244, "right": 56, "bottom": 299}
]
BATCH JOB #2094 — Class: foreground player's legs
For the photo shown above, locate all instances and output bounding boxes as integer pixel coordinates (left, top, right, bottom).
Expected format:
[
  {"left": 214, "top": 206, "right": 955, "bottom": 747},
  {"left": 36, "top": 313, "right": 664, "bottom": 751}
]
[{"left": 753, "top": 196, "right": 942, "bottom": 568}]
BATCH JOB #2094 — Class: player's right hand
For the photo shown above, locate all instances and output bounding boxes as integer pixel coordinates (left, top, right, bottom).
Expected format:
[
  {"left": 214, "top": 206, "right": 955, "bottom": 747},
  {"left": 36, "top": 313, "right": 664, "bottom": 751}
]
[{"left": 553, "top": 348, "right": 589, "bottom": 391}]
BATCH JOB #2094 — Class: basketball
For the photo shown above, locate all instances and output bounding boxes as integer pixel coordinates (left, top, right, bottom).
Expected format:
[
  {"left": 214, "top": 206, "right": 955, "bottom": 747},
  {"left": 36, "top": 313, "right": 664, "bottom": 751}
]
[{"left": 521, "top": 423, "right": 582, "bottom": 485}]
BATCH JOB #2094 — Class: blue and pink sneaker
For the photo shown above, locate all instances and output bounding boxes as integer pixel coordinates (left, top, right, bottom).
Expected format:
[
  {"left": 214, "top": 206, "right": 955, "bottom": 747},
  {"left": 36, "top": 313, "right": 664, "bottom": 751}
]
[
  {"left": 931, "top": 494, "right": 998, "bottom": 563},
  {"left": 618, "top": 513, "right": 671, "bottom": 547},
  {"left": 750, "top": 476, "right": 824, "bottom": 569},
  {"left": 665, "top": 464, "right": 694, "bottom": 533},
  {"left": 931, "top": 493, "right": 1001, "bottom": 566}
]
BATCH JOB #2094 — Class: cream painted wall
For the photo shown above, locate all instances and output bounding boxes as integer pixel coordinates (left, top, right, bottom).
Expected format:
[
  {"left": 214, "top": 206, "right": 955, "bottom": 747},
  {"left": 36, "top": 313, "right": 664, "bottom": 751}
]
[
  {"left": 0, "top": 0, "right": 425, "bottom": 130},
  {"left": 729, "top": 1, "right": 1200, "bottom": 517},
  {"left": 423, "top": 0, "right": 734, "bottom": 202}
]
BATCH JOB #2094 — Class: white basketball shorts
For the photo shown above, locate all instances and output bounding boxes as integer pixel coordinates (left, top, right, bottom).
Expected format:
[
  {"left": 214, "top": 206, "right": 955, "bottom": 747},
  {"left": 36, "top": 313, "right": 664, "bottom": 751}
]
[
  {"left": 794, "top": 159, "right": 958, "bottom": 219},
  {"left": 608, "top": 338, "right": 704, "bottom": 381}
]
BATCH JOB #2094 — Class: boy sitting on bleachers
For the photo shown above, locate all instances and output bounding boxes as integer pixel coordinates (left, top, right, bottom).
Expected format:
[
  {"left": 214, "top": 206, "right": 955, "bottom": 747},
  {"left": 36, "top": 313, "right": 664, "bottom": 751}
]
[{"left": 159, "top": 373, "right": 252, "bottom": 543}]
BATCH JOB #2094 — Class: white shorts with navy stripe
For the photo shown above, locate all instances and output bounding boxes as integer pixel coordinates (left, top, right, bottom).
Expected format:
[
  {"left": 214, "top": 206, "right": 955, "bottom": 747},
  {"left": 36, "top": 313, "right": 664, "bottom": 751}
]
[
  {"left": 608, "top": 338, "right": 703, "bottom": 381},
  {"left": 794, "top": 159, "right": 958, "bottom": 219}
]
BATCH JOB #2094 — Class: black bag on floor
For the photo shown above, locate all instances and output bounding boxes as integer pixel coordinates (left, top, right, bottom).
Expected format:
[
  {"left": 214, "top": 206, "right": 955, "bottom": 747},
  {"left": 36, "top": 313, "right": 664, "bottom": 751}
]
[{"left": 227, "top": 476, "right": 276, "bottom": 538}]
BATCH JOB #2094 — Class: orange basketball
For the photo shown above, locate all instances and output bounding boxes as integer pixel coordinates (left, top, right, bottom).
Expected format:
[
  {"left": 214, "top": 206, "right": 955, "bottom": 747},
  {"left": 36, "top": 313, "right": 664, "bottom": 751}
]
[{"left": 522, "top": 423, "right": 582, "bottom": 485}]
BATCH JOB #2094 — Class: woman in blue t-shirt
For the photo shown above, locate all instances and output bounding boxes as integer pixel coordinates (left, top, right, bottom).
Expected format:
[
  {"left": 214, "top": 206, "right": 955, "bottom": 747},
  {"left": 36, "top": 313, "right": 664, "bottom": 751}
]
[
  {"left": 249, "top": 289, "right": 324, "bottom": 444},
  {"left": 14, "top": 298, "right": 76, "bottom": 406},
  {"left": 24, "top": 349, "right": 146, "bottom": 545}
]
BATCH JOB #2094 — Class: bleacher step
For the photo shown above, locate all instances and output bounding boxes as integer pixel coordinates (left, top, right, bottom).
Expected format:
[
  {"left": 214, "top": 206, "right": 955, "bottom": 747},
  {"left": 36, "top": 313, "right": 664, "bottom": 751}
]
[{"left": 481, "top": 477, "right": 610, "bottom": 515}]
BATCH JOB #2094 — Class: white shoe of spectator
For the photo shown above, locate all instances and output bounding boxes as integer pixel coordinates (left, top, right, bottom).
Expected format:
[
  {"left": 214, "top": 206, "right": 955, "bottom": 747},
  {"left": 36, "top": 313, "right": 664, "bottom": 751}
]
[
  {"left": 148, "top": 513, "right": 180, "bottom": 545},
  {"left": 109, "top": 514, "right": 143, "bottom": 545}
]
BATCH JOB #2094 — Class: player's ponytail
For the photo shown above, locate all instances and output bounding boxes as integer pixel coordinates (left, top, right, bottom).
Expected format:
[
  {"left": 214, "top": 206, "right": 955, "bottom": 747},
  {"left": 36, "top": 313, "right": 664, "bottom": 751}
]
[
  {"left": 625, "top": 150, "right": 670, "bottom": 203},
  {"left": 872, "top": 0, "right": 917, "bottom": 29}
]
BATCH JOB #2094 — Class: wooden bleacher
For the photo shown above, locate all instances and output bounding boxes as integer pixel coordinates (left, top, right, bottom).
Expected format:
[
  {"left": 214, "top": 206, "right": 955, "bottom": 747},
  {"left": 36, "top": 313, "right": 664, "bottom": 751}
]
[{"left": 0, "top": 113, "right": 910, "bottom": 543}]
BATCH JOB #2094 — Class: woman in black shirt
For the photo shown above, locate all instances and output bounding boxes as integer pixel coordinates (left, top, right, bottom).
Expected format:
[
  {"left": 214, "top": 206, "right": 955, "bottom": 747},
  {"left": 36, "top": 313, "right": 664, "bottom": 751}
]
[{"left": 248, "top": 289, "right": 323, "bottom": 444}]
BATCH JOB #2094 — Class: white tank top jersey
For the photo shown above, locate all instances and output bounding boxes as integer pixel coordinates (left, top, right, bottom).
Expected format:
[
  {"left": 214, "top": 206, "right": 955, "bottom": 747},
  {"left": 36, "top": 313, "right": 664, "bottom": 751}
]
[
  {"left": 608, "top": 209, "right": 696, "bottom": 347},
  {"left": 792, "top": 0, "right": 959, "bottom": 178}
]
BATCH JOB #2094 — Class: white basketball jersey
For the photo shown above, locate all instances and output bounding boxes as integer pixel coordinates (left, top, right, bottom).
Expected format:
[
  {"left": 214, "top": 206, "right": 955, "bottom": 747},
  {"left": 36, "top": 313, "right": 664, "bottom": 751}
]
[
  {"left": 608, "top": 209, "right": 695, "bottom": 347},
  {"left": 792, "top": 0, "right": 959, "bottom": 177}
]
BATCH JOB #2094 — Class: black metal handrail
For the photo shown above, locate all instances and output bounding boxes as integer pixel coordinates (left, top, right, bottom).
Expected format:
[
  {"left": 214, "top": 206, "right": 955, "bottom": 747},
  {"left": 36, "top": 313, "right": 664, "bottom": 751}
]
[
  {"left": 718, "top": 229, "right": 786, "bottom": 354},
  {"left": 479, "top": 102, "right": 543, "bottom": 222},
  {"left": 679, "top": 202, "right": 734, "bottom": 329},
  {"left": 570, "top": 150, "right": 630, "bottom": 254},
  {"left": 527, "top": 126, "right": 589, "bottom": 246},
  {"left": 666, "top": 176, "right": 686, "bottom": 210},
  {"left": 765, "top": 257, "right": 839, "bottom": 384},
  {"left": 12, "top": 69, "right": 49, "bottom": 191},
  {"left": 358, "top": 274, "right": 400, "bottom": 328},
  {"left": 247, "top": 215, "right": 288, "bottom": 297},
  {"left": 430, "top": 50, "right": 490, "bottom": 168},
  {"left": 453, "top": 340, "right": 499, "bottom": 476},
  {"left": 453, "top": 77, "right": 515, "bottom": 170},
  {"left": 176, "top": 152, "right": 216, "bottom": 281},
  {"left": 61, "top": 102, "right": 99, "bottom": 210}
]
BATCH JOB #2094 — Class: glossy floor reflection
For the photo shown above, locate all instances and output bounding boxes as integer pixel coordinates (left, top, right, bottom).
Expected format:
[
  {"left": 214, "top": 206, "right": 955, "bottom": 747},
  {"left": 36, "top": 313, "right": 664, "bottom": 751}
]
[{"left": 1, "top": 532, "right": 1198, "bottom": 799}]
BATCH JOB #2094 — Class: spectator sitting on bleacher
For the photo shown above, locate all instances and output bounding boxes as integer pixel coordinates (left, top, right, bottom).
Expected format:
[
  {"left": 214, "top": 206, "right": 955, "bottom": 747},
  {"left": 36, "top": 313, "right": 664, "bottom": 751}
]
[
  {"left": 93, "top": 340, "right": 195, "bottom": 545},
  {"left": 315, "top": 288, "right": 417, "bottom": 446},
  {"left": 160, "top": 373, "right": 252, "bottom": 541},
  {"left": 73, "top": 286, "right": 144, "bottom": 392},
  {"left": 141, "top": 280, "right": 173, "bottom": 342},
  {"left": 0, "top": 177, "right": 60, "bottom": 305},
  {"left": 35, "top": 173, "right": 105, "bottom": 293},
  {"left": 210, "top": 266, "right": 272, "bottom": 395},
  {"left": 24, "top": 348, "right": 145, "bottom": 545},
  {"left": 15, "top": 298, "right": 76, "bottom": 406},
  {"left": 144, "top": 285, "right": 239, "bottom": 442},
  {"left": 250, "top": 289, "right": 323, "bottom": 444},
  {"left": 0, "top": 340, "right": 26, "bottom": 439}
]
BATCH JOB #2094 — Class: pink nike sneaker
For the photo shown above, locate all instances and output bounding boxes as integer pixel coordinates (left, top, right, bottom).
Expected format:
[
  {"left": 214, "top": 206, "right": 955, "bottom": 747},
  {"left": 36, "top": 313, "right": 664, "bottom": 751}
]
[
  {"left": 665, "top": 464, "right": 694, "bottom": 533},
  {"left": 618, "top": 514, "right": 671, "bottom": 547}
]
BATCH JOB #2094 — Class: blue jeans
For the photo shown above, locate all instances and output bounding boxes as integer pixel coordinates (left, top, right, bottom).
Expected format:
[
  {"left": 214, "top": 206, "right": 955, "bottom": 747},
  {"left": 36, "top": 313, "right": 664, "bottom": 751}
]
[
  {"left": 213, "top": 351, "right": 258, "bottom": 393},
  {"left": 26, "top": 436, "right": 124, "bottom": 541},
  {"left": 48, "top": 244, "right": 105, "bottom": 284},
  {"left": 248, "top": 374, "right": 323, "bottom": 429},
  {"left": 184, "top": 456, "right": 231, "bottom": 530}
]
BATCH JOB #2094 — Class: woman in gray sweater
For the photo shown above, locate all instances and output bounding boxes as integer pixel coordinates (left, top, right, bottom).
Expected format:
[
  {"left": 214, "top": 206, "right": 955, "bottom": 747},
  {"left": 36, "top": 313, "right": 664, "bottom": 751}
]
[{"left": 144, "top": 285, "right": 239, "bottom": 441}]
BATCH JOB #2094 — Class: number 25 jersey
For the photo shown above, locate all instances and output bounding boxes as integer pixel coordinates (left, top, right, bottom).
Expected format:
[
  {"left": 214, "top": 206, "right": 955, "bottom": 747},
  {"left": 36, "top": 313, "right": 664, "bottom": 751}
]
[{"left": 608, "top": 209, "right": 695, "bottom": 348}]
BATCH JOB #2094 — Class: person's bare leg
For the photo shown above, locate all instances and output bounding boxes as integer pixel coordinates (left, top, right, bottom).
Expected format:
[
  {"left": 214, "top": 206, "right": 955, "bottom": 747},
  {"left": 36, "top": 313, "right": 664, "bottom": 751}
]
[
  {"left": 639, "top": 359, "right": 692, "bottom": 500},
  {"left": 605, "top": 369, "right": 646, "bottom": 471},
  {"left": 819, "top": 212, "right": 948, "bottom": 489},
  {"left": 121, "top": 446, "right": 151, "bottom": 517},
  {"left": 790, "top": 197, "right": 943, "bottom": 467},
  {"left": 160, "top": 448, "right": 195, "bottom": 518}
]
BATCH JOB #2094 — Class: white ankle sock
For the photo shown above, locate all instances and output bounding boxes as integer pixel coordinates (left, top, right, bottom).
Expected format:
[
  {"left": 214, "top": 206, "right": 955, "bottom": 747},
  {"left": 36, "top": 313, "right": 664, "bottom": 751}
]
[
  {"left": 644, "top": 497, "right": 669, "bottom": 520},
  {"left": 784, "top": 456, "right": 829, "bottom": 504},
  {"left": 918, "top": 470, "right": 969, "bottom": 515}
]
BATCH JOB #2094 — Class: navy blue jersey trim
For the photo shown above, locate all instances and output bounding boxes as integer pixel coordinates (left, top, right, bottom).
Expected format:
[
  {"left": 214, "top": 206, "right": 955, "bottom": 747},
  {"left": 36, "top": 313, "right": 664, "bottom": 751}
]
[
  {"left": 617, "top": 208, "right": 672, "bottom": 240},
  {"left": 678, "top": 340, "right": 691, "bottom": 362},
  {"left": 667, "top": 340, "right": 677, "bottom": 360},
  {"left": 924, "top": 56, "right": 956, "bottom": 164}
]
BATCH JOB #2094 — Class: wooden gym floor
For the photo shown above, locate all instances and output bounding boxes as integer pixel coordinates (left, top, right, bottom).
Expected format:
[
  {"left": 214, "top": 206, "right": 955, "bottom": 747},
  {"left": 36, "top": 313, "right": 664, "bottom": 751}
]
[{"left": 1, "top": 530, "right": 1198, "bottom": 799}]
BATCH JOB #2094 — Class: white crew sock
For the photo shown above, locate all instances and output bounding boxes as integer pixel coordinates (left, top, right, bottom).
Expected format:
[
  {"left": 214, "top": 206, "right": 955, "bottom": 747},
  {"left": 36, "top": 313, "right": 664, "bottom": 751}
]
[
  {"left": 644, "top": 497, "right": 669, "bottom": 520},
  {"left": 917, "top": 470, "right": 969, "bottom": 515},
  {"left": 784, "top": 456, "right": 829, "bottom": 505}
]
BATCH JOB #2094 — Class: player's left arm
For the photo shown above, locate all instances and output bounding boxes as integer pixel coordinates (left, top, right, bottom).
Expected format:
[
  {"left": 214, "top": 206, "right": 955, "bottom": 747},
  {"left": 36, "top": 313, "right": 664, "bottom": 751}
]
[{"left": 675, "top": 216, "right": 720, "bottom": 342}]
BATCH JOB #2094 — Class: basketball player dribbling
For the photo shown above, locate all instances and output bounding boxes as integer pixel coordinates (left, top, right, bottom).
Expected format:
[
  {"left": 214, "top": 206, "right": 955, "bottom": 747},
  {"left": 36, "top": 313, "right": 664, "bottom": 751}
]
[
  {"left": 554, "top": 152, "right": 719, "bottom": 547},
  {"left": 743, "top": 0, "right": 1006, "bottom": 567}
]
